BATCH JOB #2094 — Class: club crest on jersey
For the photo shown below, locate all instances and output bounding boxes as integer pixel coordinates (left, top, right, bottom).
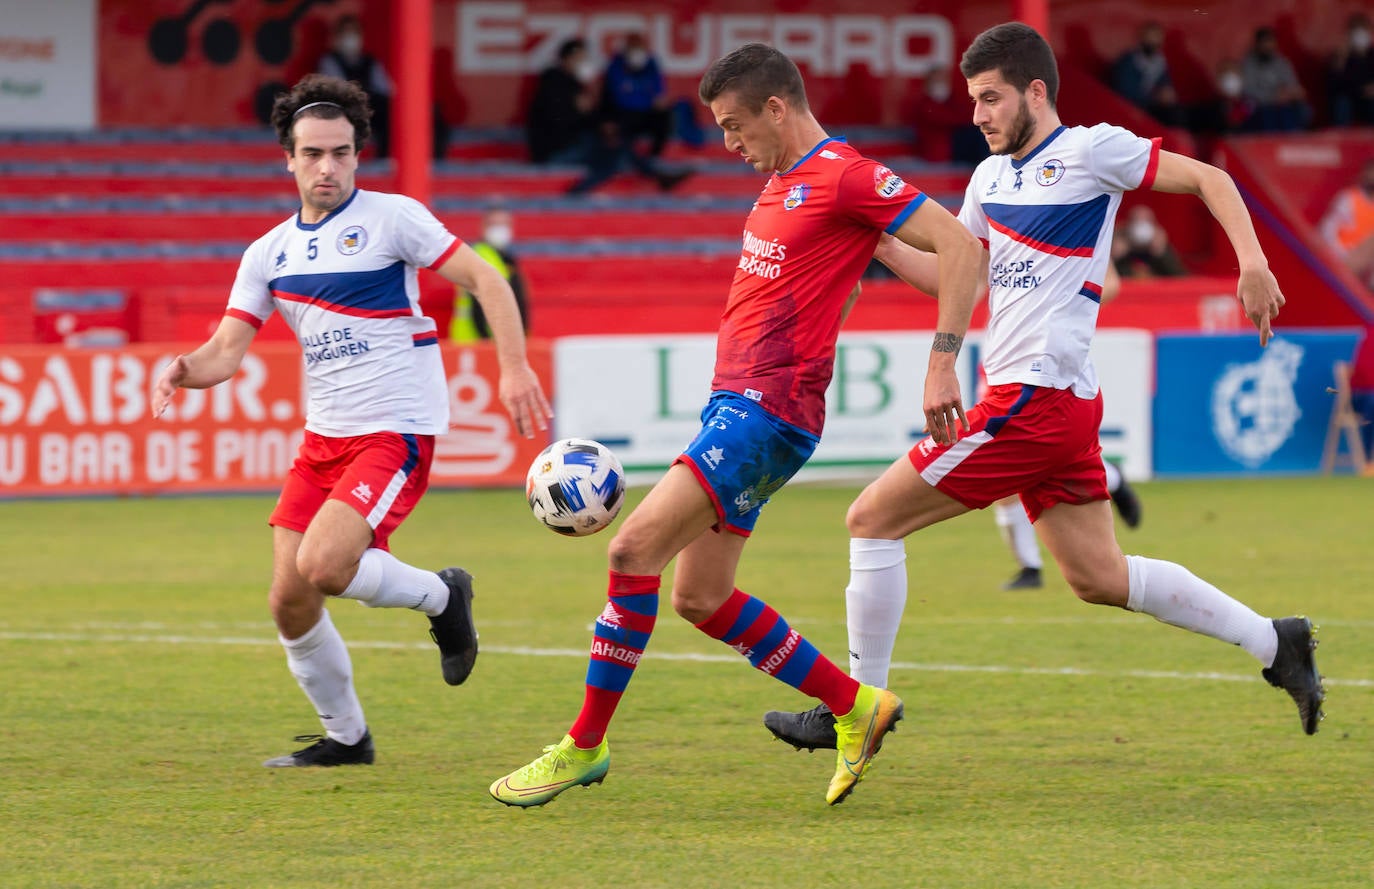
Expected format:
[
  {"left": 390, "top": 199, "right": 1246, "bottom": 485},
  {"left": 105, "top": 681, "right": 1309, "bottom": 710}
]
[
  {"left": 784, "top": 183, "right": 811, "bottom": 210},
  {"left": 874, "top": 166, "right": 905, "bottom": 199},
  {"left": 1036, "top": 159, "right": 1065, "bottom": 186},
  {"left": 337, "top": 225, "right": 368, "bottom": 255}
]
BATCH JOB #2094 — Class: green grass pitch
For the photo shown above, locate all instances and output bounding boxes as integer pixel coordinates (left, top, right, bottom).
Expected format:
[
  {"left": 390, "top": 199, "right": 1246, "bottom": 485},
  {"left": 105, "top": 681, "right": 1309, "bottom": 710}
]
[{"left": 1, "top": 476, "right": 1370, "bottom": 888}]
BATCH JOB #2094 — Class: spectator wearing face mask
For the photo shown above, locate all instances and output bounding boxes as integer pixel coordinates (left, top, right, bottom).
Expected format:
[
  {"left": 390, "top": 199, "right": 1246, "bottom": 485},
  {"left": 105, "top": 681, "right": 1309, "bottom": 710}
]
[
  {"left": 601, "top": 33, "right": 671, "bottom": 159},
  {"left": 318, "top": 16, "right": 394, "bottom": 158},
  {"left": 567, "top": 33, "right": 692, "bottom": 194},
  {"left": 1112, "top": 205, "right": 1188, "bottom": 278},
  {"left": 318, "top": 15, "right": 449, "bottom": 159},
  {"left": 1320, "top": 158, "right": 1374, "bottom": 289},
  {"left": 1239, "top": 26, "right": 1312, "bottom": 132},
  {"left": 452, "top": 207, "right": 530, "bottom": 342},
  {"left": 527, "top": 37, "right": 599, "bottom": 164},
  {"left": 1329, "top": 13, "right": 1374, "bottom": 127},
  {"left": 1110, "top": 22, "right": 1187, "bottom": 128},
  {"left": 1190, "top": 59, "right": 1255, "bottom": 135}
]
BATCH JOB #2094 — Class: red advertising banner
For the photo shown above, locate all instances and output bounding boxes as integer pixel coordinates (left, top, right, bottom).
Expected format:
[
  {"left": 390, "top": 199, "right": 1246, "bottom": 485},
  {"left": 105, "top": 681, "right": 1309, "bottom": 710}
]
[{"left": 0, "top": 341, "right": 551, "bottom": 497}]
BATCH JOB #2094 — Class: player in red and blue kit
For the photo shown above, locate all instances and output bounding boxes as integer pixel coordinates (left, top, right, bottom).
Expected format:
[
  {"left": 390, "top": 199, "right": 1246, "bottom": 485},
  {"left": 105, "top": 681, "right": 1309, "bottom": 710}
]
[
  {"left": 152, "top": 76, "right": 550, "bottom": 769},
  {"left": 490, "top": 43, "right": 984, "bottom": 808},
  {"left": 765, "top": 23, "right": 1324, "bottom": 754}
]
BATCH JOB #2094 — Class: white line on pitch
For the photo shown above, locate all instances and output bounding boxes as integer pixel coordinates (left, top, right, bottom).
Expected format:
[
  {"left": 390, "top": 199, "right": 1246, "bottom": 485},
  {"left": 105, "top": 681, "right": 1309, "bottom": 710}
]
[{"left": 2, "top": 629, "right": 1369, "bottom": 689}]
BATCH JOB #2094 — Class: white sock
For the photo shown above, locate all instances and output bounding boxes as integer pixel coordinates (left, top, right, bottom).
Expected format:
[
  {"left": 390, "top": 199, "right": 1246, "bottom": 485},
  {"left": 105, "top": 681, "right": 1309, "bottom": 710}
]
[
  {"left": 845, "top": 538, "right": 907, "bottom": 687},
  {"left": 994, "top": 500, "right": 1042, "bottom": 570},
  {"left": 1102, "top": 458, "right": 1123, "bottom": 493},
  {"left": 280, "top": 610, "right": 368, "bottom": 745},
  {"left": 1125, "top": 555, "right": 1278, "bottom": 665},
  {"left": 337, "top": 548, "right": 449, "bottom": 616}
]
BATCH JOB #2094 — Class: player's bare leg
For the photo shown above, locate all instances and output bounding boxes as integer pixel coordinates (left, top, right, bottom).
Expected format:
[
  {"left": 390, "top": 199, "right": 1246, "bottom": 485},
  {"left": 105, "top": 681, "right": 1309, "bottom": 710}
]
[{"left": 1036, "top": 499, "right": 1324, "bottom": 733}]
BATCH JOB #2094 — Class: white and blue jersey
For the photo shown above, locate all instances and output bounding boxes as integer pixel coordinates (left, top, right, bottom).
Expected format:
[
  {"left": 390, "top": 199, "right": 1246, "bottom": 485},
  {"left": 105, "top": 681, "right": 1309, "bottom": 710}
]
[
  {"left": 959, "top": 124, "right": 1160, "bottom": 397},
  {"left": 226, "top": 188, "right": 460, "bottom": 437}
]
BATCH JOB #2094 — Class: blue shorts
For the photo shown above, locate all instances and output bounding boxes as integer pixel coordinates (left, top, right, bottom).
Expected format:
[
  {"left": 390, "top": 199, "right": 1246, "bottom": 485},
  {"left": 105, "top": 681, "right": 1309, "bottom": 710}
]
[{"left": 674, "top": 391, "right": 820, "bottom": 536}]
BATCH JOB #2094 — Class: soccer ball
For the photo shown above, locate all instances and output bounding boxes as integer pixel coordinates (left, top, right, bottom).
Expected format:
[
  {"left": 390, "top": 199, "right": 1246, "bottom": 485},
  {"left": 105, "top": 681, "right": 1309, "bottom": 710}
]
[{"left": 525, "top": 438, "right": 626, "bottom": 537}]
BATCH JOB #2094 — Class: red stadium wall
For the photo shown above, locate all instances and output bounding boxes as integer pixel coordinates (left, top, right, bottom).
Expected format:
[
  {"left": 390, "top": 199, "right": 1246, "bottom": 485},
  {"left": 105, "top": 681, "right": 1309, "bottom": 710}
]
[{"left": 96, "top": 0, "right": 1372, "bottom": 129}]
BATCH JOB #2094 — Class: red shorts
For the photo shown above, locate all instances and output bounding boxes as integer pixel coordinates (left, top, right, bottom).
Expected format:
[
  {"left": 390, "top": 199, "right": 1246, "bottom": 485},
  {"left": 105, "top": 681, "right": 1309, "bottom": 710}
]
[
  {"left": 907, "top": 383, "right": 1107, "bottom": 522},
  {"left": 270, "top": 431, "right": 435, "bottom": 550}
]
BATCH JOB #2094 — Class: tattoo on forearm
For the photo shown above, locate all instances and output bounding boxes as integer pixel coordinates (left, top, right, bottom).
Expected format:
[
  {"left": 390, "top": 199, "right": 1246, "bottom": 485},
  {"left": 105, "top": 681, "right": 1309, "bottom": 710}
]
[{"left": 933, "top": 332, "right": 963, "bottom": 354}]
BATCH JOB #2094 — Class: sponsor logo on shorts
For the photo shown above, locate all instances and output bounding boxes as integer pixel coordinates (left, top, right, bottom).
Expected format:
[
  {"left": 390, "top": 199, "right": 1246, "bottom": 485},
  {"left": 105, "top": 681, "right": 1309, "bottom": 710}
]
[
  {"left": 917, "top": 437, "right": 938, "bottom": 456},
  {"left": 351, "top": 481, "right": 372, "bottom": 503},
  {"left": 702, "top": 445, "right": 725, "bottom": 470}
]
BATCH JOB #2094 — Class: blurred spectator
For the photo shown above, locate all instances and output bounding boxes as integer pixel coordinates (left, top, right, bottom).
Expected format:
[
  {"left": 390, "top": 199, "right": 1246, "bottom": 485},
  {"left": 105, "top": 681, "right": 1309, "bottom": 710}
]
[
  {"left": 909, "top": 69, "right": 988, "bottom": 165},
  {"left": 526, "top": 37, "right": 597, "bottom": 164},
  {"left": 1319, "top": 158, "right": 1374, "bottom": 288},
  {"left": 1328, "top": 13, "right": 1374, "bottom": 127},
  {"left": 568, "top": 33, "right": 691, "bottom": 194},
  {"left": 1110, "top": 22, "right": 1187, "bottom": 127},
  {"left": 1112, "top": 205, "right": 1188, "bottom": 278},
  {"left": 1190, "top": 59, "right": 1255, "bottom": 135},
  {"left": 318, "top": 16, "right": 393, "bottom": 158},
  {"left": 452, "top": 206, "right": 530, "bottom": 342},
  {"left": 1350, "top": 325, "right": 1374, "bottom": 463},
  {"left": 1239, "top": 26, "right": 1312, "bottom": 132},
  {"left": 601, "top": 33, "right": 672, "bottom": 163},
  {"left": 318, "top": 15, "right": 448, "bottom": 159}
]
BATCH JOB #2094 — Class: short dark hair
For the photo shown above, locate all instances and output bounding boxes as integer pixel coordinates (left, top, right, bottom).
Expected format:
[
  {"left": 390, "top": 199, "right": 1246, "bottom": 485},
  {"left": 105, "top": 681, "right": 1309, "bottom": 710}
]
[
  {"left": 959, "top": 22, "right": 1060, "bottom": 108},
  {"left": 270, "top": 74, "right": 373, "bottom": 153},
  {"left": 556, "top": 37, "right": 585, "bottom": 62},
  {"left": 699, "top": 43, "right": 808, "bottom": 113}
]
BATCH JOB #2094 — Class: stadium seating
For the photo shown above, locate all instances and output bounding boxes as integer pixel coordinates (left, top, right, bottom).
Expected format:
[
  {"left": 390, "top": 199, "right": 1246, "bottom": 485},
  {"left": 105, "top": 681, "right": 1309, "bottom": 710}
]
[
  {"left": 0, "top": 125, "right": 978, "bottom": 343},
  {"left": 2, "top": 119, "right": 1369, "bottom": 345}
]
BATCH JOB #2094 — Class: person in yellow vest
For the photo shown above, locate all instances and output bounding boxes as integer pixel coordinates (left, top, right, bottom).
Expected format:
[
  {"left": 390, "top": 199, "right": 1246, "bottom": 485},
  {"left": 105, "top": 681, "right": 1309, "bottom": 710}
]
[
  {"left": 1320, "top": 157, "right": 1374, "bottom": 288},
  {"left": 452, "top": 207, "right": 530, "bottom": 341}
]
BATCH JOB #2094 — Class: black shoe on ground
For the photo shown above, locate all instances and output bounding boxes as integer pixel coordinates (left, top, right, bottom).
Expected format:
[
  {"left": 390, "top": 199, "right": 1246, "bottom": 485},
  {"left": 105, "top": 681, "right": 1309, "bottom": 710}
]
[
  {"left": 763, "top": 703, "right": 838, "bottom": 751},
  {"left": 1002, "top": 566, "right": 1043, "bottom": 591},
  {"left": 431, "top": 567, "right": 477, "bottom": 686},
  {"left": 1110, "top": 477, "right": 1143, "bottom": 529},
  {"left": 263, "top": 731, "right": 375, "bottom": 768},
  {"left": 1261, "top": 616, "right": 1325, "bottom": 735}
]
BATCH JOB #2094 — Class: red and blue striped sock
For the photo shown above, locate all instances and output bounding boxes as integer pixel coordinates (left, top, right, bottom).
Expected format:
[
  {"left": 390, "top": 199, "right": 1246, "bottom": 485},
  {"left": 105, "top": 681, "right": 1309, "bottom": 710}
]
[
  {"left": 696, "top": 588, "right": 858, "bottom": 715},
  {"left": 568, "top": 571, "right": 659, "bottom": 748}
]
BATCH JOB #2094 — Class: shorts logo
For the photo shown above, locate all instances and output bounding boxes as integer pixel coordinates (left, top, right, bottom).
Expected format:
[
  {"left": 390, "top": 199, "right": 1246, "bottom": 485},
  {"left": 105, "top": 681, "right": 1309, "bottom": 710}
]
[
  {"left": 743, "top": 388, "right": 763, "bottom": 402},
  {"left": 1036, "top": 159, "right": 1065, "bottom": 186},
  {"left": 917, "top": 437, "right": 938, "bottom": 456},
  {"left": 351, "top": 481, "right": 372, "bottom": 503},
  {"left": 337, "top": 225, "right": 368, "bottom": 255},
  {"left": 701, "top": 445, "right": 725, "bottom": 470},
  {"left": 874, "top": 166, "right": 905, "bottom": 199},
  {"left": 784, "top": 183, "right": 811, "bottom": 210}
]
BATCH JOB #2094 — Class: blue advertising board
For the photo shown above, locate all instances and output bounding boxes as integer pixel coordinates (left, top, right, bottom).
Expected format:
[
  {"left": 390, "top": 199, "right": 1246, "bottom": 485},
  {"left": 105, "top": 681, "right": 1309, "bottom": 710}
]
[{"left": 1153, "top": 332, "right": 1360, "bottom": 475}]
